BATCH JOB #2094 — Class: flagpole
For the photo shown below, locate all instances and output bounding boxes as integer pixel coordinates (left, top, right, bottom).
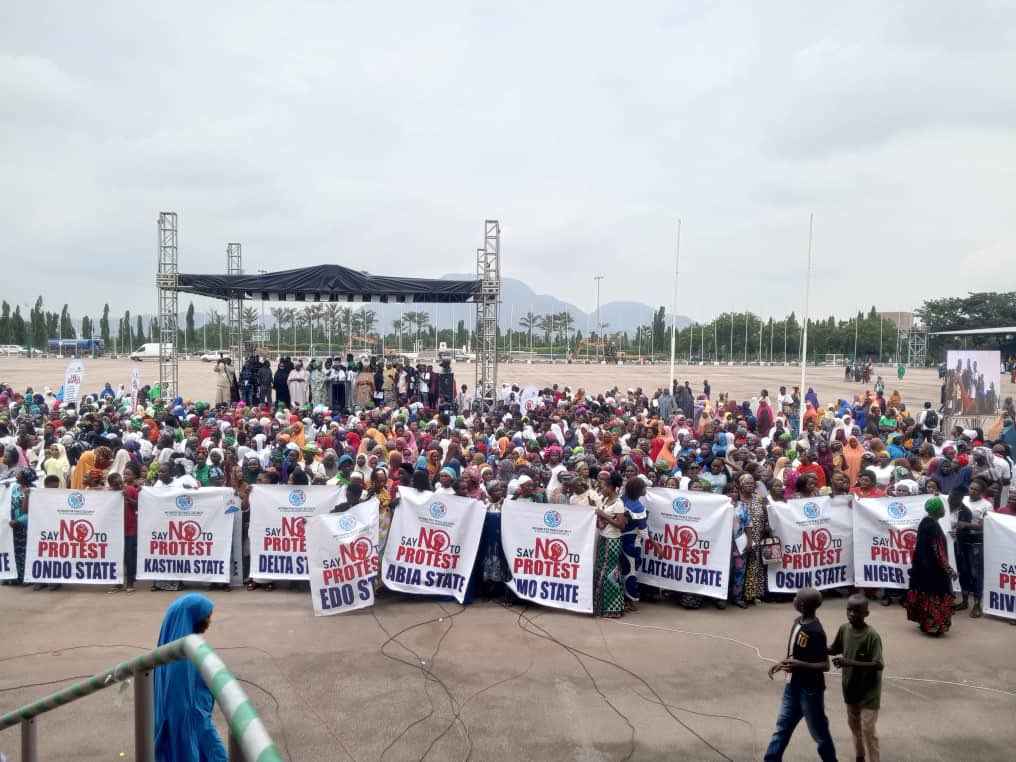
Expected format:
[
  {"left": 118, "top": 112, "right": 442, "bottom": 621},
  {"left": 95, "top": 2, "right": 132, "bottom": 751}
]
[
  {"left": 799, "top": 213, "right": 814, "bottom": 433},
  {"left": 668, "top": 219, "right": 681, "bottom": 392}
]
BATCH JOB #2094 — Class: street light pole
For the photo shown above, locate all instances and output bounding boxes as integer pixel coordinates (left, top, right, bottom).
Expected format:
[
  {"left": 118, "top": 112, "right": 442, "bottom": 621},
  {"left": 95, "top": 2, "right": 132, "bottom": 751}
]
[
  {"left": 594, "top": 276, "right": 604, "bottom": 363},
  {"left": 799, "top": 213, "right": 814, "bottom": 434},
  {"left": 668, "top": 219, "right": 681, "bottom": 391}
]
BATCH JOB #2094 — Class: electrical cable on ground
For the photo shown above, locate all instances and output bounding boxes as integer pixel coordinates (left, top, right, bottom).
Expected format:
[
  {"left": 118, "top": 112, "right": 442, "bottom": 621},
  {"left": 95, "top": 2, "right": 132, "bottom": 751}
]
[
  {"left": 371, "top": 602, "right": 471, "bottom": 761},
  {"left": 515, "top": 607, "right": 735, "bottom": 762},
  {"left": 607, "top": 618, "right": 1016, "bottom": 697}
]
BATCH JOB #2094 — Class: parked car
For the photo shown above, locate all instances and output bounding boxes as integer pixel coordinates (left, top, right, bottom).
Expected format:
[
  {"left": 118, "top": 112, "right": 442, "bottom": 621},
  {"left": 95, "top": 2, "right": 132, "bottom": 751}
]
[
  {"left": 130, "top": 343, "right": 173, "bottom": 361},
  {"left": 0, "top": 345, "right": 24, "bottom": 357},
  {"left": 200, "top": 350, "right": 231, "bottom": 362}
]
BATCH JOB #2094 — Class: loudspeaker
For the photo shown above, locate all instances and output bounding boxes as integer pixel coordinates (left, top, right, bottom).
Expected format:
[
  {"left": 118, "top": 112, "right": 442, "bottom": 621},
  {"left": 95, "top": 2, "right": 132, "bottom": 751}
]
[{"left": 435, "top": 373, "right": 455, "bottom": 402}]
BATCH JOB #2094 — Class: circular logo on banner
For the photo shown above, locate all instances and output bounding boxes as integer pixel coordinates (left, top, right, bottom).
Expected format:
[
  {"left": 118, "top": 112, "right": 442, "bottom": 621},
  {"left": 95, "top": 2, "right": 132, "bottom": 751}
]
[
  {"left": 676, "top": 526, "right": 699, "bottom": 548},
  {"left": 802, "top": 501, "right": 821, "bottom": 520},
  {"left": 338, "top": 515, "right": 357, "bottom": 532},
  {"left": 289, "top": 489, "right": 307, "bottom": 507},
  {"left": 672, "top": 496, "right": 691, "bottom": 515},
  {"left": 887, "top": 502, "right": 907, "bottom": 519},
  {"left": 429, "top": 502, "right": 447, "bottom": 520},
  {"left": 175, "top": 495, "right": 194, "bottom": 510},
  {"left": 179, "top": 521, "right": 202, "bottom": 540},
  {"left": 349, "top": 536, "right": 374, "bottom": 560},
  {"left": 543, "top": 510, "right": 563, "bottom": 528},
  {"left": 69, "top": 520, "right": 94, "bottom": 542},
  {"left": 67, "top": 492, "right": 86, "bottom": 510}
]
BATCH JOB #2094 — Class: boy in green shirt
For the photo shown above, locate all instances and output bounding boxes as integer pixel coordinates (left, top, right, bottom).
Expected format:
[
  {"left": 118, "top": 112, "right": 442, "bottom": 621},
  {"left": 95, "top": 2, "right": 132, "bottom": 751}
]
[{"left": 829, "top": 594, "right": 884, "bottom": 762}]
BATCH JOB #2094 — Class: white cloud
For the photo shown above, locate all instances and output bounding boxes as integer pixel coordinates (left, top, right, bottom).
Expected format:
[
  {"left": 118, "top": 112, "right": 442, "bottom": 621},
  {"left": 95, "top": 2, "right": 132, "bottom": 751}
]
[{"left": 0, "top": 1, "right": 1014, "bottom": 326}]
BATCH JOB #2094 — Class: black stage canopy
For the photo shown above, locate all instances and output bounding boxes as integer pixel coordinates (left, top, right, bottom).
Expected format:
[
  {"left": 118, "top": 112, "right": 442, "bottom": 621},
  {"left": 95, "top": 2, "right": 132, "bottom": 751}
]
[{"left": 177, "top": 264, "right": 479, "bottom": 304}]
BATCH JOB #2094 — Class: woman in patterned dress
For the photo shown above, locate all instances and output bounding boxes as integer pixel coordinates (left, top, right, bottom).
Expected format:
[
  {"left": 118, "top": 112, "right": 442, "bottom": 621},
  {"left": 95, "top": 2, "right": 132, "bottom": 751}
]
[
  {"left": 594, "top": 470, "right": 627, "bottom": 618},
  {"left": 728, "top": 484, "right": 754, "bottom": 609},
  {"left": 736, "top": 473, "right": 769, "bottom": 604}
]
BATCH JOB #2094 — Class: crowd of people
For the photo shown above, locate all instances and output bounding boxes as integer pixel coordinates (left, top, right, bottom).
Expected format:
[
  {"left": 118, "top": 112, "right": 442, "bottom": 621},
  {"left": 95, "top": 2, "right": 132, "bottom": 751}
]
[
  {"left": 3, "top": 364, "right": 1016, "bottom": 625},
  {"left": 6, "top": 360, "right": 1016, "bottom": 761}
]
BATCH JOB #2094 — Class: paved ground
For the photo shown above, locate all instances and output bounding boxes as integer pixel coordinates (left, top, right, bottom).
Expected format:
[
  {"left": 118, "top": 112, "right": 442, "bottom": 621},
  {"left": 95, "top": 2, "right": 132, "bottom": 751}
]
[
  {"left": 1, "top": 358, "right": 992, "bottom": 411},
  {"left": 1, "top": 587, "right": 1014, "bottom": 761}
]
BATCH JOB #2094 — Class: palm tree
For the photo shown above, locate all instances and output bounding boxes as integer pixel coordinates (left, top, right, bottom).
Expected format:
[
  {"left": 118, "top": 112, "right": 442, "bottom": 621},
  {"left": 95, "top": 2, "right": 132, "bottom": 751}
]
[
  {"left": 518, "top": 312, "right": 540, "bottom": 351},
  {"left": 402, "top": 311, "right": 431, "bottom": 349},
  {"left": 241, "top": 306, "right": 259, "bottom": 333}
]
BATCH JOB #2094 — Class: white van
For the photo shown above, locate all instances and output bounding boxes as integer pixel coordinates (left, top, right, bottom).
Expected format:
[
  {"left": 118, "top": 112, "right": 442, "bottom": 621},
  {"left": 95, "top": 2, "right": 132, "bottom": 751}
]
[{"left": 130, "top": 343, "right": 173, "bottom": 361}]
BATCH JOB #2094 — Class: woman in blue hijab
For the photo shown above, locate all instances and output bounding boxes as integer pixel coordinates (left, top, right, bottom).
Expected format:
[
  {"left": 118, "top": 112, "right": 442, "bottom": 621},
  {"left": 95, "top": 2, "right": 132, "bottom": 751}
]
[{"left": 154, "top": 594, "right": 227, "bottom": 762}]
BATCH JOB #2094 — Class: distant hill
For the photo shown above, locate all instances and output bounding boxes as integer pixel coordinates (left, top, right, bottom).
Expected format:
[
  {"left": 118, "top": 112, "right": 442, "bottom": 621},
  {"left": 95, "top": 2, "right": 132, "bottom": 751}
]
[{"left": 442, "top": 274, "right": 691, "bottom": 334}]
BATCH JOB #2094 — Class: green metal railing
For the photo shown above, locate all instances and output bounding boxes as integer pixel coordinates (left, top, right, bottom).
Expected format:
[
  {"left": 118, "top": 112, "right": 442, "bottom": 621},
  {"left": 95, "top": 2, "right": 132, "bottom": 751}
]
[{"left": 0, "top": 634, "right": 282, "bottom": 762}]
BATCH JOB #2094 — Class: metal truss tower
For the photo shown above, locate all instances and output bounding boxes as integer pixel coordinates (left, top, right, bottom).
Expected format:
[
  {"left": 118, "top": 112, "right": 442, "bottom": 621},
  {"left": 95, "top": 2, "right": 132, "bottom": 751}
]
[
  {"left": 157, "top": 212, "right": 179, "bottom": 401},
  {"left": 226, "top": 243, "right": 243, "bottom": 360},
  {"left": 474, "top": 219, "right": 500, "bottom": 410},
  {"left": 903, "top": 327, "right": 928, "bottom": 367}
]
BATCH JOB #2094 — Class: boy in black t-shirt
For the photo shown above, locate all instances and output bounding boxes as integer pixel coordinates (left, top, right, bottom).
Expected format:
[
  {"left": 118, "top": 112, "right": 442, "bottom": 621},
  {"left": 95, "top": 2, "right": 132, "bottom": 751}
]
[{"left": 764, "top": 587, "right": 837, "bottom": 762}]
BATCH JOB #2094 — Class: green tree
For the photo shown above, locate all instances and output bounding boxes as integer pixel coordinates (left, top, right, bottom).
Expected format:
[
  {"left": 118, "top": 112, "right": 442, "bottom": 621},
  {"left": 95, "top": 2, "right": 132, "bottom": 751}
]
[
  {"left": 81, "top": 315, "right": 92, "bottom": 341},
  {"left": 135, "top": 315, "right": 146, "bottom": 344},
  {"left": 651, "top": 306, "right": 667, "bottom": 354},
  {"left": 10, "top": 306, "right": 26, "bottom": 345},
  {"left": 30, "top": 296, "right": 46, "bottom": 349},
  {"left": 185, "top": 302, "right": 196, "bottom": 346},
  {"left": 241, "top": 306, "right": 259, "bottom": 332},
  {"left": 100, "top": 304, "right": 111, "bottom": 346},
  {"left": 59, "top": 305, "right": 76, "bottom": 338},
  {"left": 0, "top": 302, "right": 10, "bottom": 344}
]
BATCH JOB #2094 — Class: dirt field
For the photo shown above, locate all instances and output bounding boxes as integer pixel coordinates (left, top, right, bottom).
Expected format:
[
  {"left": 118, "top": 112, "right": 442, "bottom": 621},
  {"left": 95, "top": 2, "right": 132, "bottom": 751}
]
[
  {"left": 0, "top": 357, "right": 989, "bottom": 411},
  {"left": 1, "top": 588, "right": 1015, "bottom": 761}
]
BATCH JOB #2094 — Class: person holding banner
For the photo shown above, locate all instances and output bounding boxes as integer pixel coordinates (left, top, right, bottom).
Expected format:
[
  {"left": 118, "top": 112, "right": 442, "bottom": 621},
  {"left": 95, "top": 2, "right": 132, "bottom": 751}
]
[
  {"left": 737, "top": 473, "right": 769, "bottom": 605},
  {"left": 3, "top": 468, "right": 34, "bottom": 586},
  {"left": 594, "top": 470, "right": 627, "bottom": 618},
  {"left": 905, "top": 497, "right": 958, "bottom": 636},
  {"left": 619, "top": 477, "right": 649, "bottom": 610}
]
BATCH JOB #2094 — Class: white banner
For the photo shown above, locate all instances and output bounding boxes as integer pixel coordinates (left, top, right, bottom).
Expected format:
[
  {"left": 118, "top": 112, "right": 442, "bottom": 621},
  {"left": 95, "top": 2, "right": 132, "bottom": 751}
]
[
  {"left": 307, "top": 500, "right": 380, "bottom": 616},
  {"left": 129, "top": 366, "right": 141, "bottom": 410},
  {"left": 249, "top": 485, "right": 342, "bottom": 580},
  {"left": 63, "top": 360, "right": 85, "bottom": 406},
  {"left": 767, "top": 496, "right": 854, "bottom": 593},
  {"left": 639, "top": 489, "right": 733, "bottom": 600},
  {"left": 519, "top": 385, "right": 540, "bottom": 412},
  {"left": 136, "top": 487, "right": 236, "bottom": 583},
  {"left": 853, "top": 496, "right": 958, "bottom": 591},
  {"left": 381, "top": 488, "right": 485, "bottom": 602},
  {"left": 501, "top": 503, "right": 597, "bottom": 613},
  {"left": 25, "top": 489, "right": 124, "bottom": 584},
  {"left": 984, "top": 512, "right": 1016, "bottom": 620},
  {"left": 0, "top": 485, "right": 16, "bottom": 580}
]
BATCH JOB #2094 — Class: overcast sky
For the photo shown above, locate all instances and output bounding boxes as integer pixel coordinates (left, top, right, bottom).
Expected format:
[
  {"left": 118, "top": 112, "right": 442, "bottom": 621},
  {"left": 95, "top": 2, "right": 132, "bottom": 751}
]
[{"left": 2, "top": 2, "right": 1014, "bottom": 325}]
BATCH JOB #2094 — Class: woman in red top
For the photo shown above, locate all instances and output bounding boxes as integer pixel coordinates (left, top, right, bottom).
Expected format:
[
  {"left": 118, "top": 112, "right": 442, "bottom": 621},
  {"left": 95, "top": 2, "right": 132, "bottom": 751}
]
[
  {"left": 796, "top": 451, "right": 827, "bottom": 489},
  {"left": 849, "top": 470, "right": 885, "bottom": 499},
  {"left": 111, "top": 463, "right": 140, "bottom": 593}
]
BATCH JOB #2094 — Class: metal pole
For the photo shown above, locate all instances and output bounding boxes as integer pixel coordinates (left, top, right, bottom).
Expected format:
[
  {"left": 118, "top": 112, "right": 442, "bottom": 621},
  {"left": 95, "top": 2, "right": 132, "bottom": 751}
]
[
  {"left": 729, "top": 313, "right": 733, "bottom": 362},
  {"left": 744, "top": 314, "right": 748, "bottom": 365},
  {"left": 21, "top": 717, "right": 37, "bottom": 762},
  {"left": 758, "top": 319, "right": 762, "bottom": 365},
  {"left": 853, "top": 315, "right": 859, "bottom": 363},
  {"left": 769, "top": 318, "right": 774, "bottom": 364},
  {"left": 593, "top": 280, "right": 603, "bottom": 362},
  {"left": 784, "top": 319, "right": 787, "bottom": 364},
  {"left": 799, "top": 213, "right": 814, "bottom": 431},
  {"left": 135, "top": 669, "right": 155, "bottom": 762},
  {"left": 668, "top": 219, "right": 681, "bottom": 389}
]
